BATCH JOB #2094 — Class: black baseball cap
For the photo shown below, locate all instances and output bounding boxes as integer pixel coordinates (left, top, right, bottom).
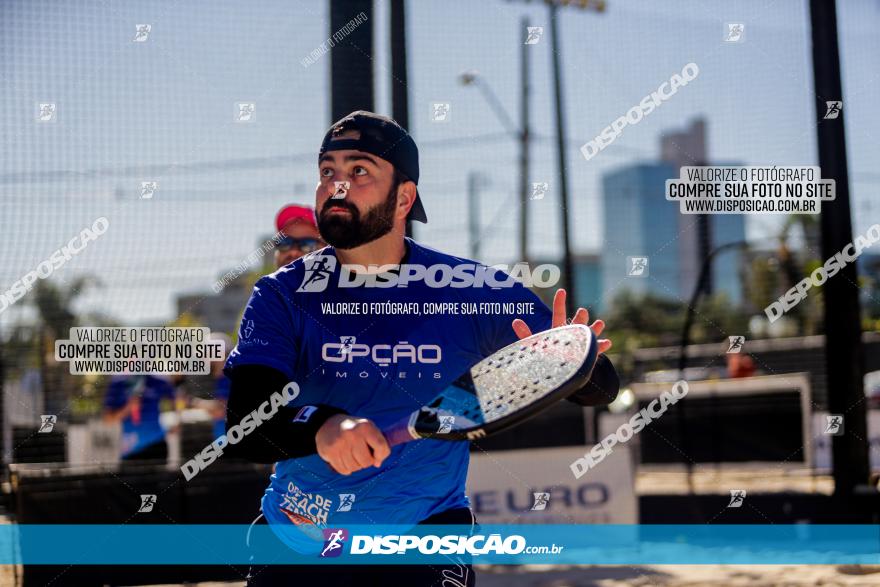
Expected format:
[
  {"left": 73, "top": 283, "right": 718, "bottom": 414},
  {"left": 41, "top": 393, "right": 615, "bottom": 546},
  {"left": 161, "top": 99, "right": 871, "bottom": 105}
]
[{"left": 319, "top": 111, "right": 427, "bottom": 223}]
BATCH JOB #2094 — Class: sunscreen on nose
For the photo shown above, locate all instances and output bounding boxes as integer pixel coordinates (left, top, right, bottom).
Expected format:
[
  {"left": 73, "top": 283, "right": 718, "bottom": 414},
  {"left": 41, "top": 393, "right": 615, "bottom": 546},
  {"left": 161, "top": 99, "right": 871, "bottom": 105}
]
[{"left": 332, "top": 181, "right": 349, "bottom": 199}]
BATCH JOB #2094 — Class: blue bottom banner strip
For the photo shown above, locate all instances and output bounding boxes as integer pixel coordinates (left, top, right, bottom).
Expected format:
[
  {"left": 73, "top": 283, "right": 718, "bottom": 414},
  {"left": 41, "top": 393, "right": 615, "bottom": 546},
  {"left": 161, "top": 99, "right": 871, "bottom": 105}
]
[{"left": 1, "top": 525, "right": 878, "bottom": 565}]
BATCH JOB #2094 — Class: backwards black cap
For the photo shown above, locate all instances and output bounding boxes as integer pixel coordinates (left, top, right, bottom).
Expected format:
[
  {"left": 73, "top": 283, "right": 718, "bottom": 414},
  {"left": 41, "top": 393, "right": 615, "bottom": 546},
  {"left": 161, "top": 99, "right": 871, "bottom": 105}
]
[{"left": 319, "top": 111, "right": 427, "bottom": 223}]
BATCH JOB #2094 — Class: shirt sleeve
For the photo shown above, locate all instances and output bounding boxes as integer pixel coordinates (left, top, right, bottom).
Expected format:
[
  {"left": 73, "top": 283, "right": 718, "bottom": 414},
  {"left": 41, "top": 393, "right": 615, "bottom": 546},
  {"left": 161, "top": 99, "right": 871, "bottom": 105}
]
[
  {"left": 224, "top": 276, "right": 300, "bottom": 380},
  {"left": 567, "top": 354, "right": 620, "bottom": 406}
]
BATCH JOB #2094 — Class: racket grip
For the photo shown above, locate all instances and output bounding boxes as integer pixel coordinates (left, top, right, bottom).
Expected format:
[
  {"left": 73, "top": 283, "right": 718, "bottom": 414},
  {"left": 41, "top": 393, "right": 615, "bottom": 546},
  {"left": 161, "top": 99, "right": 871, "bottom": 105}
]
[{"left": 382, "top": 418, "right": 418, "bottom": 447}]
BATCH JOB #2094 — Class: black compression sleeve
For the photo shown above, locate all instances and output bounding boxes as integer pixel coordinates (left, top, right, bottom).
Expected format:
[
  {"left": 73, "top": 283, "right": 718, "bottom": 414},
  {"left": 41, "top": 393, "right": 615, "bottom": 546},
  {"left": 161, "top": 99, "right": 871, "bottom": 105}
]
[
  {"left": 224, "top": 364, "right": 347, "bottom": 463},
  {"left": 565, "top": 354, "right": 620, "bottom": 407}
]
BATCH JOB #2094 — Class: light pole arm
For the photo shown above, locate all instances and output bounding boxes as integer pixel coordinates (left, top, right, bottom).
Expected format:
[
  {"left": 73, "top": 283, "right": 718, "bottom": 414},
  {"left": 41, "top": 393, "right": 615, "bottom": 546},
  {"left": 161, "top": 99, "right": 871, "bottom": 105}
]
[{"left": 474, "top": 80, "right": 521, "bottom": 139}]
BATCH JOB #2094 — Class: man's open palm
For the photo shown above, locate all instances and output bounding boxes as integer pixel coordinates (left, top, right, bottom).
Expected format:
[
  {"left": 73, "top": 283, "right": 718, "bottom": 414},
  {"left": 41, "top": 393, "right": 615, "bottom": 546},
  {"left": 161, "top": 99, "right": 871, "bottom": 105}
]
[{"left": 512, "top": 289, "right": 612, "bottom": 354}]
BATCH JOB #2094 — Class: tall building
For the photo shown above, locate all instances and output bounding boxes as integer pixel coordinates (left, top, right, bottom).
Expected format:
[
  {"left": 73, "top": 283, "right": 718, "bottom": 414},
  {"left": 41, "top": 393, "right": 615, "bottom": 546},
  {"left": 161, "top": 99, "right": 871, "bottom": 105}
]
[
  {"left": 601, "top": 119, "right": 746, "bottom": 310},
  {"left": 601, "top": 163, "right": 680, "bottom": 307},
  {"left": 572, "top": 253, "right": 603, "bottom": 313},
  {"left": 661, "top": 118, "right": 707, "bottom": 171}
]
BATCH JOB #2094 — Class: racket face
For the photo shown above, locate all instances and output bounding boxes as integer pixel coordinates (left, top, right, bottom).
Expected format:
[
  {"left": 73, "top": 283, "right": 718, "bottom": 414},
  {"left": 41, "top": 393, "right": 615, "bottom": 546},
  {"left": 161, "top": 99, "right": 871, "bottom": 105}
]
[{"left": 410, "top": 325, "right": 596, "bottom": 441}]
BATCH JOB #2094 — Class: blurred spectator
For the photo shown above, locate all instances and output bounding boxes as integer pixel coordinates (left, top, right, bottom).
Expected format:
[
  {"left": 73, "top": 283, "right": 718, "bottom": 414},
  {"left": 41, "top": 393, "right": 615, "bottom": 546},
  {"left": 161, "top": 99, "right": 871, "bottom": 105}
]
[
  {"left": 864, "top": 370, "right": 880, "bottom": 409},
  {"left": 103, "top": 374, "right": 181, "bottom": 461},
  {"left": 212, "top": 369, "right": 231, "bottom": 438},
  {"left": 192, "top": 333, "right": 233, "bottom": 438},
  {"left": 273, "top": 204, "right": 324, "bottom": 268},
  {"left": 727, "top": 353, "right": 757, "bottom": 378}
]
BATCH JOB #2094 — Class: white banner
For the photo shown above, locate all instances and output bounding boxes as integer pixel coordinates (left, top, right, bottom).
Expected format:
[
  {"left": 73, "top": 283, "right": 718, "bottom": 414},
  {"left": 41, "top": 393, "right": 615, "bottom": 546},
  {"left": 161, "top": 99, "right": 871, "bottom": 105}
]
[
  {"left": 812, "top": 410, "right": 880, "bottom": 472},
  {"left": 67, "top": 420, "right": 121, "bottom": 465},
  {"left": 466, "top": 445, "right": 637, "bottom": 524}
]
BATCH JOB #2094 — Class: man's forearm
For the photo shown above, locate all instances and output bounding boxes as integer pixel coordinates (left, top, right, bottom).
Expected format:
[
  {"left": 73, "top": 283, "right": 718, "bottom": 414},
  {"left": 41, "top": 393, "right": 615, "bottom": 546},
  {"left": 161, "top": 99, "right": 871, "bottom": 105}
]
[
  {"left": 225, "top": 364, "right": 346, "bottom": 463},
  {"left": 566, "top": 354, "right": 620, "bottom": 407},
  {"left": 226, "top": 355, "right": 618, "bottom": 464}
]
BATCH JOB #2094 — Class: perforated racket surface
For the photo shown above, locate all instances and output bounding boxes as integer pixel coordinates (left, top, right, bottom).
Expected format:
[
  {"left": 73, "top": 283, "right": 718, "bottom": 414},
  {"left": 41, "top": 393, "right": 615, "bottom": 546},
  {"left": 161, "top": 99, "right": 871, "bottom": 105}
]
[{"left": 383, "top": 324, "right": 597, "bottom": 446}]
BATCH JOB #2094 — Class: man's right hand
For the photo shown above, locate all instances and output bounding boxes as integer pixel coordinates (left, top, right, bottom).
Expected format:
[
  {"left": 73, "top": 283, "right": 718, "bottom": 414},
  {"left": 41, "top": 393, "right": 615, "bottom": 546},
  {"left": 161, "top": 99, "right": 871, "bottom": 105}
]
[{"left": 315, "top": 414, "right": 391, "bottom": 475}]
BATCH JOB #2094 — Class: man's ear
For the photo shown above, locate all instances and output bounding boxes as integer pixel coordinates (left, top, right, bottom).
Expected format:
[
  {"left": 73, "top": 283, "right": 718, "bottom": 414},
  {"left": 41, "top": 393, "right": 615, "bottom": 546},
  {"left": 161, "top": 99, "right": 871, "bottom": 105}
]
[{"left": 397, "top": 181, "right": 418, "bottom": 219}]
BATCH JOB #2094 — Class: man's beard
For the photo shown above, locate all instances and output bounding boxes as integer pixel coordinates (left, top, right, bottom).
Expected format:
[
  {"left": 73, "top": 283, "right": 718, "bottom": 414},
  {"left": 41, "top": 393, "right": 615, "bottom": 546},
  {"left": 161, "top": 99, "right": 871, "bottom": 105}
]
[{"left": 318, "top": 183, "right": 398, "bottom": 250}]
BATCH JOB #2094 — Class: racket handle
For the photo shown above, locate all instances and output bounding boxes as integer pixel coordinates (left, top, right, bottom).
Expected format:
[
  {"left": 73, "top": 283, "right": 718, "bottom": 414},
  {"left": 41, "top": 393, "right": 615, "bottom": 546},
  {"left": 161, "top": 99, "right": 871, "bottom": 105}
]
[{"left": 382, "top": 417, "right": 419, "bottom": 447}]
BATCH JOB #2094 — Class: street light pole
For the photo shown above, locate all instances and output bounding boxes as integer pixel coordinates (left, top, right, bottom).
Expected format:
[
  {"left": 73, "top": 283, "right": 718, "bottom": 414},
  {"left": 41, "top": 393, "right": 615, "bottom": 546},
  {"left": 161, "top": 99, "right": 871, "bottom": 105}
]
[
  {"left": 468, "top": 172, "right": 482, "bottom": 259},
  {"left": 460, "top": 65, "right": 529, "bottom": 263},
  {"left": 471, "top": 0, "right": 605, "bottom": 282},
  {"left": 511, "top": 0, "right": 605, "bottom": 310}
]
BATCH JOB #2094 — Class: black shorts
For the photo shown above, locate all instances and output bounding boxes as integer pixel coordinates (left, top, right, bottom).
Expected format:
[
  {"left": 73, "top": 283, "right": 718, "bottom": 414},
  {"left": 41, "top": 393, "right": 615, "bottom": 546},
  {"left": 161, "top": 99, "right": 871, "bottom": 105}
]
[{"left": 245, "top": 507, "right": 477, "bottom": 587}]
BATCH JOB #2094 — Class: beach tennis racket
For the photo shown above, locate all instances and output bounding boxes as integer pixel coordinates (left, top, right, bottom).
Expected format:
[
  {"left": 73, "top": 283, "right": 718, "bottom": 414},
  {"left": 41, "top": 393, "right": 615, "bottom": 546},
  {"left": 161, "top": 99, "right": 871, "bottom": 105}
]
[{"left": 382, "top": 324, "right": 598, "bottom": 446}]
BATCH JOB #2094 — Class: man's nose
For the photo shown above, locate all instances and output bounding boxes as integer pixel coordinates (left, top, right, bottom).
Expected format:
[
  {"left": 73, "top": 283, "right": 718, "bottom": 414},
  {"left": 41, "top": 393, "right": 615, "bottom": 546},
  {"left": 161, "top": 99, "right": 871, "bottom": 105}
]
[{"left": 323, "top": 182, "right": 342, "bottom": 199}]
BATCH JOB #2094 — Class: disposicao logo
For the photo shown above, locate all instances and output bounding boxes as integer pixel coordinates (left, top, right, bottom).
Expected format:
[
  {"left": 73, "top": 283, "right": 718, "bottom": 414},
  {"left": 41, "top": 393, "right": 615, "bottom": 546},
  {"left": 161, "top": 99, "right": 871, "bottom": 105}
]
[{"left": 320, "top": 528, "right": 348, "bottom": 558}]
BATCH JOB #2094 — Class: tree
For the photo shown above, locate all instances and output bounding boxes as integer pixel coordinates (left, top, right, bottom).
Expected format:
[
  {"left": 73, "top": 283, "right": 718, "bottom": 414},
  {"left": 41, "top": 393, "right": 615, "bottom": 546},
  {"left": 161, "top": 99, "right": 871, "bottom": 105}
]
[
  {"left": 602, "top": 289, "right": 683, "bottom": 380},
  {"left": 603, "top": 288, "right": 751, "bottom": 380},
  {"left": 29, "top": 277, "right": 102, "bottom": 418},
  {"left": 776, "top": 214, "right": 824, "bottom": 335}
]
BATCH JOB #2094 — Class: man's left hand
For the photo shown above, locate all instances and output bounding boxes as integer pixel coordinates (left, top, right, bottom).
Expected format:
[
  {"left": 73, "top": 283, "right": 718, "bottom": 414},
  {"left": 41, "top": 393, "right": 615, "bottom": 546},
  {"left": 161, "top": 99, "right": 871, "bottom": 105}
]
[{"left": 511, "top": 289, "right": 612, "bottom": 354}]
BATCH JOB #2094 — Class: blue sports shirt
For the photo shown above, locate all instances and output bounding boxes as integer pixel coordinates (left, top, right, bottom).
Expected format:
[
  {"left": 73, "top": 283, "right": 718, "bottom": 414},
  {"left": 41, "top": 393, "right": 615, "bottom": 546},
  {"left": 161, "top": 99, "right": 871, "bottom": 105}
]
[{"left": 225, "top": 239, "right": 552, "bottom": 546}]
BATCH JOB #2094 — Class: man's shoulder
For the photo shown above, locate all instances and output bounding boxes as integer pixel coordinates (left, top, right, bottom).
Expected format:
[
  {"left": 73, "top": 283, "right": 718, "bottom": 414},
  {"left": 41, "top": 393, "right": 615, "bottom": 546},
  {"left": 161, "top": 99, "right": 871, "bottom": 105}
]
[{"left": 406, "top": 238, "right": 479, "bottom": 267}]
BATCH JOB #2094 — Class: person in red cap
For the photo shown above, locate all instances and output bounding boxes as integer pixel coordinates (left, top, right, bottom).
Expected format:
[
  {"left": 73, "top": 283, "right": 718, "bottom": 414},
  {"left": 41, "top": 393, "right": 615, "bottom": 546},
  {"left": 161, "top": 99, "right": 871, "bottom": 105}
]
[{"left": 273, "top": 204, "right": 325, "bottom": 268}]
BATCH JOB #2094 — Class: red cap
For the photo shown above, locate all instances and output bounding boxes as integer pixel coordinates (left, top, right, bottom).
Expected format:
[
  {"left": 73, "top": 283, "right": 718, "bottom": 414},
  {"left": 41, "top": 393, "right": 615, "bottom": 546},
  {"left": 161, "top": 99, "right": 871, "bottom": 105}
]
[{"left": 275, "top": 204, "right": 318, "bottom": 232}]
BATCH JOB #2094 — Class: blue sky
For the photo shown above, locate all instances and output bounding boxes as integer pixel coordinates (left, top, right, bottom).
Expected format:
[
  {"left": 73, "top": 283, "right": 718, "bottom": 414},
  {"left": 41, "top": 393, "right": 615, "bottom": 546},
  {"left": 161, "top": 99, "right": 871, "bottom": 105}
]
[{"left": 1, "top": 0, "right": 878, "bottom": 326}]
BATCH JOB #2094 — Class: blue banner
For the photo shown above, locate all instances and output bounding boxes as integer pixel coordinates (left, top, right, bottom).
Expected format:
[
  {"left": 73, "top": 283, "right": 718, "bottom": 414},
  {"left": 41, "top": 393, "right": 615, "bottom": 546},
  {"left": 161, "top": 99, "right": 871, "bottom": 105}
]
[{"left": 2, "top": 525, "right": 878, "bottom": 565}]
